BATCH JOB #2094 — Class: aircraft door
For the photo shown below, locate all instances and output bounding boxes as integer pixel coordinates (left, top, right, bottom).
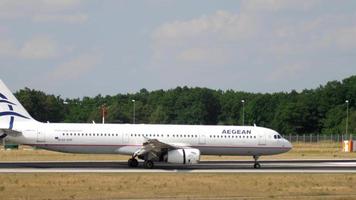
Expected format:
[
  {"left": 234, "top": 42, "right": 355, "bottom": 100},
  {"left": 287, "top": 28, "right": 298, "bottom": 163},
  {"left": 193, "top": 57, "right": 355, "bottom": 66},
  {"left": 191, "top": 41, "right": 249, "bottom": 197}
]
[
  {"left": 123, "top": 133, "right": 129, "bottom": 143},
  {"left": 199, "top": 134, "right": 206, "bottom": 144},
  {"left": 36, "top": 130, "right": 46, "bottom": 143},
  {"left": 258, "top": 133, "right": 266, "bottom": 145}
]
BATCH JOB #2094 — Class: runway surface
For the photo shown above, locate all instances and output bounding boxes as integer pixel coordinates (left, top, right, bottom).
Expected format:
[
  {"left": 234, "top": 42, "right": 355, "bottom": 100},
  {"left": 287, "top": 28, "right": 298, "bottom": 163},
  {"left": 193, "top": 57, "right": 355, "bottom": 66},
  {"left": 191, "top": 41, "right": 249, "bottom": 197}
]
[{"left": 0, "top": 159, "right": 356, "bottom": 173}]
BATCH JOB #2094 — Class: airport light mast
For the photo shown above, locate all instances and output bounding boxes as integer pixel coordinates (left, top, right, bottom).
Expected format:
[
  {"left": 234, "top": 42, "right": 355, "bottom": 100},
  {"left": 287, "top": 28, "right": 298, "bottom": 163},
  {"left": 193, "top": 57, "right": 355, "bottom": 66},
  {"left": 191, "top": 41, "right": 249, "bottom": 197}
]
[
  {"left": 241, "top": 99, "right": 245, "bottom": 126},
  {"left": 132, "top": 99, "right": 136, "bottom": 124},
  {"left": 101, "top": 104, "right": 107, "bottom": 124},
  {"left": 346, "top": 100, "right": 349, "bottom": 139}
]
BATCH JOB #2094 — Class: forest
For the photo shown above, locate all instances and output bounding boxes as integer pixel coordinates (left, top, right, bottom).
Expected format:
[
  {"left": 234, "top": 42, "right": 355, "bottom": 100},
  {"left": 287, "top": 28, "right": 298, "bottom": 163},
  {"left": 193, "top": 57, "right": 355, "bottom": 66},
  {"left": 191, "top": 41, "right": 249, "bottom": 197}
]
[{"left": 14, "top": 75, "right": 356, "bottom": 135}]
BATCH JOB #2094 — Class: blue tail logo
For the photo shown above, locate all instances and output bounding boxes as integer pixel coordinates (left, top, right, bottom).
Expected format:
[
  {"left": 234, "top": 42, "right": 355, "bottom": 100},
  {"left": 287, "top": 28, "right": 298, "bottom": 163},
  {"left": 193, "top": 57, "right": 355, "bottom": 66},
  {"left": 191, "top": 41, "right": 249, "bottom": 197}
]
[{"left": 0, "top": 92, "right": 29, "bottom": 129}]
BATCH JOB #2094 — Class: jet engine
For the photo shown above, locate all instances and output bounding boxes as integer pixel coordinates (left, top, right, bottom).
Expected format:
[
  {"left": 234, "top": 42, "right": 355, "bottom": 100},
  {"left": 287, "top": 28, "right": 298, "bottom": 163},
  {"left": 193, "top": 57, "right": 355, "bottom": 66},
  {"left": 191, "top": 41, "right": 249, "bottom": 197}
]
[
  {"left": 0, "top": 130, "right": 6, "bottom": 139},
  {"left": 167, "top": 148, "right": 200, "bottom": 164}
]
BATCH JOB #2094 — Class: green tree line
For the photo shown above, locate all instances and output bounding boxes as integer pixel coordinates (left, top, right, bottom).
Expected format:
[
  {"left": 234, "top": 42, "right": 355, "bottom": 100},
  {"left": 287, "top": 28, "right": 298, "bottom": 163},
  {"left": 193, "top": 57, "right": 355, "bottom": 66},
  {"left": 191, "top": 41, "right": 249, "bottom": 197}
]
[{"left": 14, "top": 76, "right": 356, "bottom": 135}]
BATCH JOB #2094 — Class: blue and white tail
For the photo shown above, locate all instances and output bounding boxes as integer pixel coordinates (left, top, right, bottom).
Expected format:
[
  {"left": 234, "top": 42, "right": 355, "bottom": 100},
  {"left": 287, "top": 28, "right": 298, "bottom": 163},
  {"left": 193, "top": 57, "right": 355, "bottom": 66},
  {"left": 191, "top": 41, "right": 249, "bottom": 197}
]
[{"left": 0, "top": 80, "right": 35, "bottom": 131}]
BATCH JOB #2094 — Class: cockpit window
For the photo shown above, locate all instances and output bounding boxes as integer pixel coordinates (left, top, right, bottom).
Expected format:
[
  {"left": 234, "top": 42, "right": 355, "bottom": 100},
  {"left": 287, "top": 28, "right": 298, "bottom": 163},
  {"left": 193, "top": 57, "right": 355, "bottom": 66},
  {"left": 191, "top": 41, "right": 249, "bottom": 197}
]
[{"left": 274, "top": 135, "right": 282, "bottom": 139}]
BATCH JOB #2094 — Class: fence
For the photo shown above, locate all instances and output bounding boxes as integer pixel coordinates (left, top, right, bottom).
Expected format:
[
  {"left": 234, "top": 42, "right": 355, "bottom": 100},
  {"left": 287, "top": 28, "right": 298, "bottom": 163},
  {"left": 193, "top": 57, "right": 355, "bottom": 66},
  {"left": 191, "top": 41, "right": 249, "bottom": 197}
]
[{"left": 282, "top": 134, "right": 354, "bottom": 143}]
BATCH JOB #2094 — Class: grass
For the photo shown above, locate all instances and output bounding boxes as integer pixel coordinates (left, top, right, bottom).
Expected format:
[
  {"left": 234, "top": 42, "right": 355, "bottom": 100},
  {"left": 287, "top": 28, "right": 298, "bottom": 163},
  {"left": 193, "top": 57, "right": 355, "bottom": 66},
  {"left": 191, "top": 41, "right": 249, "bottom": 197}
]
[
  {"left": 0, "top": 173, "right": 356, "bottom": 200},
  {"left": 0, "top": 141, "right": 355, "bottom": 162}
]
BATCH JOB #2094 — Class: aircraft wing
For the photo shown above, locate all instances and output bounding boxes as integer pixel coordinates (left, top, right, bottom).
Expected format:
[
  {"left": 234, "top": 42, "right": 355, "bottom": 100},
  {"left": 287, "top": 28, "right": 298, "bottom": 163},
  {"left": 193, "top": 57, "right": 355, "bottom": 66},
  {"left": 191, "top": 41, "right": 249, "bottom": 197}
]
[
  {"left": 133, "top": 137, "right": 190, "bottom": 157},
  {"left": 0, "top": 128, "right": 22, "bottom": 139}
]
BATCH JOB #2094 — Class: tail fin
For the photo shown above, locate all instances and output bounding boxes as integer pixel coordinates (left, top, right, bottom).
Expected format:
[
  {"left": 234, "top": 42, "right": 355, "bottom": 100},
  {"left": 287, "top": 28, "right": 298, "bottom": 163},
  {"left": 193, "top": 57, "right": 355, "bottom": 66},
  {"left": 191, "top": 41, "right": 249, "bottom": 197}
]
[{"left": 0, "top": 79, "right": 35, "bottom": 130}]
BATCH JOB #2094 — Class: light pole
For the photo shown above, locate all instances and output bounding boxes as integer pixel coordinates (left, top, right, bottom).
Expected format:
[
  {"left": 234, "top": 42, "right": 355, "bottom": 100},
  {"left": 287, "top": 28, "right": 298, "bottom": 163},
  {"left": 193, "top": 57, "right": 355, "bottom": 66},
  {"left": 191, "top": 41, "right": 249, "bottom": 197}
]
[
  {"left": 346, "top": 100, "right": 349, "bottom": 138},
  {"left": 101, "top": 104, "right": 107, "bottom": 124},
  {"left": 132, "top": 99, "right": 136, "bottom": 124},
  {"left": 241, "top": 99, "right": 245, "bottom": 126}
]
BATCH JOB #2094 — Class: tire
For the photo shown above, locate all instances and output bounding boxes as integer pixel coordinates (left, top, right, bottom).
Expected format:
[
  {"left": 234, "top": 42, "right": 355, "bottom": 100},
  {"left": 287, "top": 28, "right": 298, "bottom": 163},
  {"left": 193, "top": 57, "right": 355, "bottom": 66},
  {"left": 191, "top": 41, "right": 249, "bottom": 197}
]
[
  {"left": 144, "top": 160, "right": 154, "bottom": 169},
  {"left": 254, "top": 163, "right": 261, "bottom": 169},
  {"left": 132, "top": 159, "right": 138, "bottom": 167},
  {"left": 128, "top": 158, "right": 139, "bottom": 168}
]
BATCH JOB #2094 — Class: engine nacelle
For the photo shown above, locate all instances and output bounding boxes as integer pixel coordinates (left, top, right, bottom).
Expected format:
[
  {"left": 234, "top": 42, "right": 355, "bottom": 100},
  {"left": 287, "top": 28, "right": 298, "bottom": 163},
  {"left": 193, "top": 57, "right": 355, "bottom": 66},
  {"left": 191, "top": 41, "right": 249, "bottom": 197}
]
[
  {"left": 167, "top": 148, "right": 200, "bottom": 164},
  {"left": 0, "top": 130, "right": 6, "bottom": 139}
]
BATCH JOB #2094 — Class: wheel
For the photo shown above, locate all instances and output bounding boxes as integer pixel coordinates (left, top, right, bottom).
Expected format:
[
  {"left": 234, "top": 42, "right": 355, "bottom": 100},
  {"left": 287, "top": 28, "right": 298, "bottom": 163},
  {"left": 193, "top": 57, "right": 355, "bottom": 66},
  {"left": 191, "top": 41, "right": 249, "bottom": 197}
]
[
  {"left": 128, "top": 158, "right": 138, "bottom": 168},
  {"left": 143, "top": 160, "right": 154, "bottom": 169},
  {"left": 254, "top": 163, "right": 261, "bottom": 169}
]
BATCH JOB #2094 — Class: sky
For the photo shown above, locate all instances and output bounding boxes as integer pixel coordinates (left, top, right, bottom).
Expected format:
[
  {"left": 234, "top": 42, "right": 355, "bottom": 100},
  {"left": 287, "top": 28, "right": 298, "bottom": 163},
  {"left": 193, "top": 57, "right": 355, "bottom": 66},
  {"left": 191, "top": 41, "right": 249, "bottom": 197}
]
[{"left": 0, "top": 0, "right": 355, "bottom": 98}]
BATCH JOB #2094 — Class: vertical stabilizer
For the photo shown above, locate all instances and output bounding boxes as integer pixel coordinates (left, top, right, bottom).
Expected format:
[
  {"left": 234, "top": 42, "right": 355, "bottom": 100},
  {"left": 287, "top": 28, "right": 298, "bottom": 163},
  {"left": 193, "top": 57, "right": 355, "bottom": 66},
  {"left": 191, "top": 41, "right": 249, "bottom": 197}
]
[{"left": 0, "top": 80, "right": 35, "bottom": 130}]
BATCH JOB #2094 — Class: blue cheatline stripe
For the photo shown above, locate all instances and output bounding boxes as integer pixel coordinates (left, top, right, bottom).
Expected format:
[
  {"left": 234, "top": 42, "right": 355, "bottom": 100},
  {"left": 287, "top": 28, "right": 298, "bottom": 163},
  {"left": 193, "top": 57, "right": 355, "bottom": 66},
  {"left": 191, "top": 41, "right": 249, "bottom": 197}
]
[
  {"left": 8, "top": 105, "right": 13, "bottom": 111},
  {"left": 9, "top": 116, "right": 14, "bottom": 129},
  {"left": 0, "top": 100, "right": 16, "bottom": 105},
  {"left": 0, "top": 111, "right": 29, "bottom": 119},
  {"left": 0, "top": 93, "right": 7, "bottom": 100}
]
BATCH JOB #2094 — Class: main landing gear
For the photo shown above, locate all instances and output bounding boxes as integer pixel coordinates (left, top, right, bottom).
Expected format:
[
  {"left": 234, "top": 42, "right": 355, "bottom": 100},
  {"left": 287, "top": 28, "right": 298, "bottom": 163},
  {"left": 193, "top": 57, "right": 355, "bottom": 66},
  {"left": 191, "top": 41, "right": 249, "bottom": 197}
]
[
  {"left": 128, "top": 158, "right": 139, "bottom": 168},
  {"left": 143, "top": 160, "right": 154, "bottom": 169},
  {"left": 128, "top": 158, "right": 155, "bottom": 169},
  {"left": 253, "top": 155, "right": 261, "bottom": 169}
]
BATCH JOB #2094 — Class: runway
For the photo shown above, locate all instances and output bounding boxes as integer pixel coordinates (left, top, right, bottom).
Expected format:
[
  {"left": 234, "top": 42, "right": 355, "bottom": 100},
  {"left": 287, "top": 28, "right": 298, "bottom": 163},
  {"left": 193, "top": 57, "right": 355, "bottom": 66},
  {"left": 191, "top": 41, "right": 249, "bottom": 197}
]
[{"left": 0, "top": 159, "right": 356, "bottom": 173}]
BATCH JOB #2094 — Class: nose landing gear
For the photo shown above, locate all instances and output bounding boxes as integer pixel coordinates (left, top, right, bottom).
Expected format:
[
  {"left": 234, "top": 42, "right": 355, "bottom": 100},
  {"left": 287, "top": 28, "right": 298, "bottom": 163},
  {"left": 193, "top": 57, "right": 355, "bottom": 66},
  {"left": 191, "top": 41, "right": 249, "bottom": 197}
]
[{"left": 253, "top": 155, "right": 261, "bottom": 169}]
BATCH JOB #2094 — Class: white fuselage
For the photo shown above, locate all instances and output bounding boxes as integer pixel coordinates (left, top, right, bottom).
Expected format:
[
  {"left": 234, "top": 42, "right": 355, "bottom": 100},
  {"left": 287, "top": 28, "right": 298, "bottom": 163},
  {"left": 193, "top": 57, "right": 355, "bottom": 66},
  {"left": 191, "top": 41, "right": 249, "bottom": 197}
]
[{"left": 7, "top": 122, "right": 292, "bottom": 156}]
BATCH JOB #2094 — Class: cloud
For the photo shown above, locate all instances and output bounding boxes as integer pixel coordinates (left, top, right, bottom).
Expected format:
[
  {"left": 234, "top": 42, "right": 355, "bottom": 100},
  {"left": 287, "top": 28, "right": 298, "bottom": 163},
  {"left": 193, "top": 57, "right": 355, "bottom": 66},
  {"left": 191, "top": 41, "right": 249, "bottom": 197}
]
[
  {"left": 0, "top": 36, "right": 62, "bottom": 60},
  {"left": 19, "top": 36, "right": 59, "bottom": 59},
  {"left": 32, "top": 13, "right": 88, "bottom": 24},
  {"left": 0, "top": 0, "right": 86, "bottom": 23},
  {"left": 0, "top": 38, "right": 17, "bottom": 58},
  {"left": 176, "top": 47, "right": 230, "bottom": 65},
  {"left": 241, "top": 0, "right": 321, "bottom": 12},
  {"left": 151, "top": 10, "right": 256, "bottom": 68},
  {"left": 150, "top": 0, "right": 356, "bottom": 85},
  {"left": 146, "top": 1, "right": 356, "bottom": 94},
  {"left": 152, "top": 10, "right": 256, "bottom": 44},
  {"left": 321, "top": 26, "right": 356, "bottom": 50},
  {"left": 49, "top": 53, "right": 101, "bottom": 80},
  {"left": 268, "top": 63, "right": 309, "bottom": 81}
]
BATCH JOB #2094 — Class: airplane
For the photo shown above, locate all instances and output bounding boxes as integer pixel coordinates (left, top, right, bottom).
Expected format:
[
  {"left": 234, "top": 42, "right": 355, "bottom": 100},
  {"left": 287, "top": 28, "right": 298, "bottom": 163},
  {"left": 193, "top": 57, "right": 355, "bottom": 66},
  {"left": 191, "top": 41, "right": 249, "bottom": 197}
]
[{"left": 0, "top": 80, "right": 292, "bottom": 169}]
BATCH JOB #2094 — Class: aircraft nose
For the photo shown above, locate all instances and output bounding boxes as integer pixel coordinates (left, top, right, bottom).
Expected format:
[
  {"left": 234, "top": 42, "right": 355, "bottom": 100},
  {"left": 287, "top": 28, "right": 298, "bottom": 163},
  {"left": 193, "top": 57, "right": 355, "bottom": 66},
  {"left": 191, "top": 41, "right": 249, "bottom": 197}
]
[{"left": 285, "top": 139, "right": 293, "bottom": 151}]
